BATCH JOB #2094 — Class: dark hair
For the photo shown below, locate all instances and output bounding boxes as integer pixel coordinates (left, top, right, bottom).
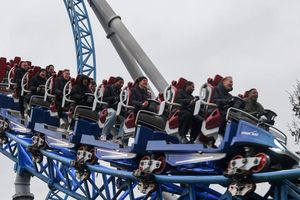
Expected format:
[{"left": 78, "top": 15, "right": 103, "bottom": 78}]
[
  {"left": 40, "top": 69, "right": 46, "bottom": 73},
  {"left": 134, "top": 76, "right": 147, "bottom": 87},
  {"left": 248, "top": 88, "right": 257, "bottom": 93},
  {"left": 90, "top": 79, "right": 96, "bottom": 85},
  {"left": 115, "top": 76, "right": 124, "bottom": 82},
  {"left": 183, "top": 81, "right": 194, "bottom": 90},
  {"left": 63, "top": 69, "right": 70, "bottom": 73},
  {"left": 222, "top": 76, "right": 232, "bottom": 82},
  {"left": 46, "top": 64, "right": 54, "bottom": 70}
]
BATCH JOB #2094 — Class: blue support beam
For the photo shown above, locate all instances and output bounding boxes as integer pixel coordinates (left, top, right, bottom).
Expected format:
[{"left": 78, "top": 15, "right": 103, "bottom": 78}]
[
  {"left": 2, "top": 132, "right": 300, "bottom": 200},
  {"left": 64, "top": 0, "right": 97, "bottom": 80}
]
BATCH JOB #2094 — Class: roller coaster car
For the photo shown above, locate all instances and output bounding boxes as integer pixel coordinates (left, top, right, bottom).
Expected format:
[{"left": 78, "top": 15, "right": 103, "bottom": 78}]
[
  {"left": 30, "top": 76, "right": 127, "bottom": 157},
  {"left": 142, "top": 105, "right": 299, "bottom": 177},
  {"left": 93, "top": 77, "right": 204, "bottom": 163},
  {"left": 0, "top": 65, "right": 43, "bottom": 134}
]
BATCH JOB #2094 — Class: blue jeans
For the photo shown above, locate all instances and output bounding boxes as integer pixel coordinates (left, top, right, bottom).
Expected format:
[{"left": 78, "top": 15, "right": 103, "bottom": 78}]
[{"left": 102, "top": 108, "right": 124, "bottom": 137}]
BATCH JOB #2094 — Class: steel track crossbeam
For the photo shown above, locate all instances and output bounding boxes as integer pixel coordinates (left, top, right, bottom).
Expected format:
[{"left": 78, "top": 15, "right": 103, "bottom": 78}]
[
  {"left": 64, "top": 0, "right": 96, "bottom": 79},
  {"left": 2, "top": 132, "right": 300, "bottom": 200}
]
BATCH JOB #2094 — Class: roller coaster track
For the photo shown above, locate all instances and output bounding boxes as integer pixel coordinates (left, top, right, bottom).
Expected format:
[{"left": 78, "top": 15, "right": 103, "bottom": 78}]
[
  {"left": 64, "top": 0, "right": 96, "bottom": 79},
  {"left": 1, "top": 131, "right": 300, "bottom": 199}
]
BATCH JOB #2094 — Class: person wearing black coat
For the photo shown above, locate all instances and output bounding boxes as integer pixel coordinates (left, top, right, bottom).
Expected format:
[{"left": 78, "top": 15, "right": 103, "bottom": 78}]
[
  {"left": 70, "top": 74, "right": 90, "bottom": 107},
  {"left": 45, "top": 64, "right": 55, "bottom": 79},
  {"left": 130, "top": 76, "right": 152, "bottom": 114},
  {"left": 175, "top": 81, "right": 201, "bottom": 143},
  {"left": 211, "top": 76, "right": 233, "bottom": 136},
  {"left": 115, "top": 76, "right": 151, "bottom": 142},
  {"left": 103, "top": 77, "right": 124, "bottom": 111},
  {"left": 29, "top": 69, "right": 47, "bottom": 96},
  {"left": 54, "top": 69, "right": 70, "bottom": 123},
  {"left": 13, "top": 61, "right": 29, "bottom": 117},
  {"left": 101, "top": 77, "right": 124, "bottom": 140}
]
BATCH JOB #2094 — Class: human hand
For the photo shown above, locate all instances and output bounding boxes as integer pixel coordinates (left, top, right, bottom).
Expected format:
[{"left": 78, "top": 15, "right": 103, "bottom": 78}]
[{"left": 142, "top": 101, "right": 149, "bottom": 107}]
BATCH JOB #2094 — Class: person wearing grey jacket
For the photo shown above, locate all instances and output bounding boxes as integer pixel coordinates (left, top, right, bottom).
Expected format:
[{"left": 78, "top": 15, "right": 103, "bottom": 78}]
[{"left": 243, "top": 88, "right": 264, "bottom": 118}]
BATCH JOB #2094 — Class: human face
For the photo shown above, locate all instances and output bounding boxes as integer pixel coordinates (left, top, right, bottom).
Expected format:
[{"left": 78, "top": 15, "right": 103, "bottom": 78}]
[
  {"left": 89, "top": 83, "right": 96, "bottom": 92},
  {"left": 139, "top": 79, "right": 148, "bottom": 89},
  {"left": 223, "top": 77, "right": 233, "bottom": 91},
  {"left": 115, "top": 80, "right": 124, "bottom": 89},
  {"left": 40, "top": 71, "right": 46, "bottom": 79},
  {"left": 21, "top": 62, "right": 29, "bottom": 70},
  {"left": 63, "top": 71, "right": 70, "bottom": 80},
  {"left": 82, "top": 78, "right": 88, "bottom": 86},
  {"left": 48, "top": 66, "right": 55, "bottom": 74},
  {"left": 186, "top": 83, "right": 195, "bottom": 94},
  {"left": 248, "top": 89, "right": 258, "bottom": 101}
]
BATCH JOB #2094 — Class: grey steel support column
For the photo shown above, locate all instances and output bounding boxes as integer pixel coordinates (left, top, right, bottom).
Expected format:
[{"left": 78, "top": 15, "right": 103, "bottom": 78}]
[
  {"left": 13, "top": 173, "right": 34, "bottom": 200},
  {"left": 90, "top": 0, "right": 168, "bottom": 92},
  {"left": 89, "top": 1, "right": 144, "bottom": 80}
]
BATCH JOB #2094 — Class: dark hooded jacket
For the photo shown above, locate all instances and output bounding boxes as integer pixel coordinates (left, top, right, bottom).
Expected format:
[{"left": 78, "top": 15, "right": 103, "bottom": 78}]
[
  {"left": 70, "top": 75, "right": 90, "bottom": 105},
  {"left": 175, "top": 89, "right": 195, "bottom": 113},
  {"left": 130, "top": 86, "right": 151, "bottom": 113},
  {"left": 212, "top": 82, "right": 233, "bottom": 111},
  {"left": 29, "top": 73, "right": 47, "bottom": 95},
  {"left": 244, "top": 98, "right": 264, "bottom": 117},
  {"left": 103, "top": 84, "right": 122, "bottom": 110},
  {"left": 54, "top": 76, "right": 70, "bottom": 100}
]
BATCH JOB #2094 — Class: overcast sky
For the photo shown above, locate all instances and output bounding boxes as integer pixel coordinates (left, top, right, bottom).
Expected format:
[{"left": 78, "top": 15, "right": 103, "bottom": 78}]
[{"left": 1, "top": 0, "right": 300, "bottom": 199}]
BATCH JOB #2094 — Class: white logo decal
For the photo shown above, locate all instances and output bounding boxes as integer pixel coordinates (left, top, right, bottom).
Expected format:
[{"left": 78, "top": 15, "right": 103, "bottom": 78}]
[{"left": 241, "top": 131, "right": 259, "bottom": 137}]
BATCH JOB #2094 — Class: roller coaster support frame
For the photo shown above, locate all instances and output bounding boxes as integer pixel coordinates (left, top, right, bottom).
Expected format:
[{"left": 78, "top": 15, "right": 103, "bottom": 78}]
[
  {"left": 2, "top": 132, "right": 300, "bottom": 200},
  {"left": 89, "top": 0, "right": 168, "bottom": 92},
  {"left": 64, "top": 0, "right": 97, "bottom": 80},
  {"left": 89, "top": 2, "right": 145, "bottom": 81}
]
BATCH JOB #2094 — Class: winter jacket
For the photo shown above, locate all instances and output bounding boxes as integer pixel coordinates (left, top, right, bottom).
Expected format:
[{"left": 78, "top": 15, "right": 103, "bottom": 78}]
[
  {"left": 103, "top": 85, "right": 121, "bottom": 110},
  {"left": 244, "top": 98, "right": 264, "bottom": 117},
  {"left": 13, "top": 67, "right": 27, "bottom": 91},
  {"left": 175, "top": 89, "right": 195, "bottom": 113},
  {"left": 130, "top": 86, "right": 151, "bottom": 113},
  {"left": 54, "top": 76, "right": 69, "bottom": 100},
  {"left": 29, "top": 74, "right": 47, "bottom": 95},
  {"left": 211, "top": 82, "right": 233, "bottom": 111},
  {"left": 70, "top": 75, "right": 90, "bottom": 105}
]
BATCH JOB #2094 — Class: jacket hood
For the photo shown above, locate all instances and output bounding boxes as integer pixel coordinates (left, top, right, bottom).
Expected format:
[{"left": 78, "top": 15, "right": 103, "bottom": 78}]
[{"left": 77, "top": 74, "right": 90, "bottom": 86}]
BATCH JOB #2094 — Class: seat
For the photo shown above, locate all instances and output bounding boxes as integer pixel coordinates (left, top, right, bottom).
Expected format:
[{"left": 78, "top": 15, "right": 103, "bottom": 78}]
[
  {"left": 193, "top": 75, "right": 223, "bottom": 142},
  {"left": 163, "top": 77, "right": 187, "bottom": 134},
  {"left": 115, "top": 81, "right": 135, "bottom": 135},
  {"left": 92, "top": 76, "right": 117, "bottom": 111},
  {"left": 61, "top": 75, "right": 78, "bottom": 108},
  {"left": 0, "top": 57, "right": 7, "bottom": 84},
  {"left": 21, "top": 66, "right": 41, "bottom": 96}
]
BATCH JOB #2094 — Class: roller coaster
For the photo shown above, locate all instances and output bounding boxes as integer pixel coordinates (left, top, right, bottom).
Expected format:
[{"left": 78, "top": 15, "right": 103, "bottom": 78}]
[{"left": 1, "top": 0, "right": 300, "bottom": 199}]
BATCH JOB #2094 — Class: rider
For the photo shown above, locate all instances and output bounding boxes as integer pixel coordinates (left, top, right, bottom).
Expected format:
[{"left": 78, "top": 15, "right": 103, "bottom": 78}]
[
  {"left": 70, "top": 74, "right": 91, "bottom": 107},
  {"left": 130, "top": 76, "right": 152, "bottom": 114},
  {"left": 100, "top": 76, "right": 124, "bottom": 141},
  {"left": 45, "top": 64, "right": 55, "bottom": 78},
  {"left": 54, "top": 69, "right": 71, "bottom": 126},
  {"left": 175, "top": 81, "right": 202, "bottom": 144},
  {"left": 243, "top": 88, "right": 264, "bottom": 118},
  {"left": 13, "top": 61, "right": 29, "bottom": 117},
  {"left": 211, "top": 76, "right": 233, "bottom": 136},
  {"left": 28, "top": 69, "right": 47, "bottom": 96},
  {"left": 89, "top": 79, "right": 97, "bottom": 93},
  {"left": 116, "top": 76, "right": 151, "bottom": 144}
]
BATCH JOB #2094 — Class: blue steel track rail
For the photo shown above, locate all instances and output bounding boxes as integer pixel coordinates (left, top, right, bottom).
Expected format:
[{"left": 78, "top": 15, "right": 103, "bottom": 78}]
[
  {"left": 1, "top": 132, "right": 300, "bottom": 199},
  {"left": 64, "top": 0, "right": 97, "bottom": 79}
]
